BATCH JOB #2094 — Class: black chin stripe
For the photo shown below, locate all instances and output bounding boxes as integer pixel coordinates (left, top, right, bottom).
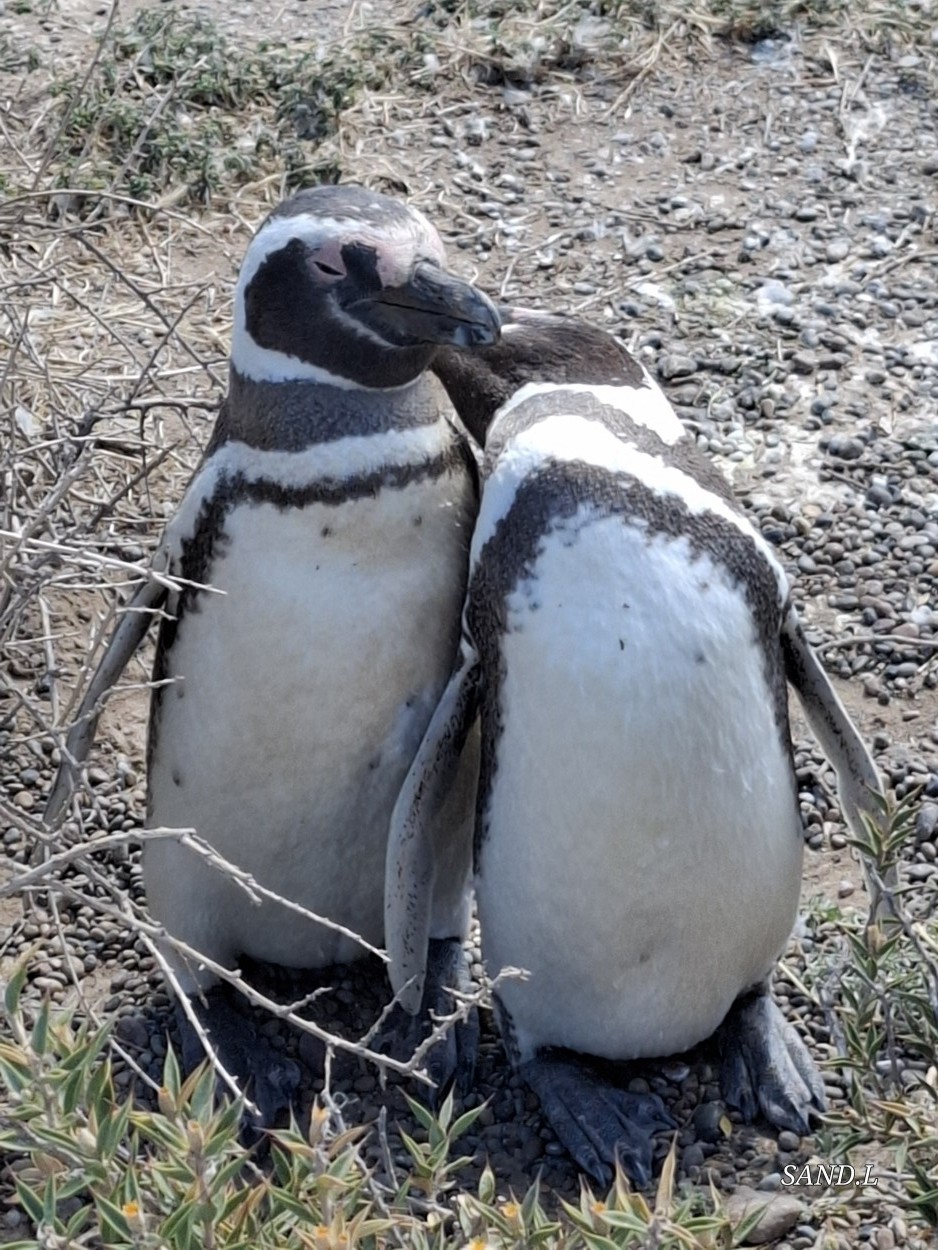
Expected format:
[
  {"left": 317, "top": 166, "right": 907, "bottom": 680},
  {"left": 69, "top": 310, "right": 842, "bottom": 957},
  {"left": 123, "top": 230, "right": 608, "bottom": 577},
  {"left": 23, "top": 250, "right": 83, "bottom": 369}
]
[
  {"left": 185, "top": 438, "right": 470, "bottom": 593},
  {"left": 147, "top": 435, "right": 474, "bottom": 775},
  {"left": 468, "top": 458, "right": 792, "bottom": 860}
]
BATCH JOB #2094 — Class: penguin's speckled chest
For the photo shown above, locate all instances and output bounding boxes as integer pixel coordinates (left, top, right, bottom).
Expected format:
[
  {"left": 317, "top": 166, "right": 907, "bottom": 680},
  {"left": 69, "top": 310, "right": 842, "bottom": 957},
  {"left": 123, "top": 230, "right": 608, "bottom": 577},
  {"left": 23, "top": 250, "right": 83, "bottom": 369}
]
[
  {"left": 467, "top": 414, "right": 803, "bottom": 1063},
  {"left": 144, "top": 440, "right": 474, "bottom": 984}
]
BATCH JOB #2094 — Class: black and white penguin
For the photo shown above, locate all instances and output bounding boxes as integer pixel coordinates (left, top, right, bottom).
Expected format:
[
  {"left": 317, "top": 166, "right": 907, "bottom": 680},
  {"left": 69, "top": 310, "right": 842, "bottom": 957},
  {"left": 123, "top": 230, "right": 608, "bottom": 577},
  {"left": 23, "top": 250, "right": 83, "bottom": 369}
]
[
  {"left": 45, "top": 185, "right": 500, "bottom": 1121},
  {"left": 387, "top": 309, "right": 883, "bottom": 1185}
]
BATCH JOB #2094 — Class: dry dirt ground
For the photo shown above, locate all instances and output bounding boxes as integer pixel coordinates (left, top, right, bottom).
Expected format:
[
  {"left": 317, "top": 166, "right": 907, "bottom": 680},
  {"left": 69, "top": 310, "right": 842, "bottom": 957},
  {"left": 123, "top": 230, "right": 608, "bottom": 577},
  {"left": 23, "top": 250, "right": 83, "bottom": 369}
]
[{"left": 2, "top": 1, "right": 938, "bottom": 1245}]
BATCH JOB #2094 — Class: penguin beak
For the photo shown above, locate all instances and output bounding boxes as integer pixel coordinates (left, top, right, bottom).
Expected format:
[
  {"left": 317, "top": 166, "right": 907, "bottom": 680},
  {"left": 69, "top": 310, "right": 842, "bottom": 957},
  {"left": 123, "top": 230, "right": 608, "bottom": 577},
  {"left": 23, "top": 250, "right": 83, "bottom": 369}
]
[{"left": 350, "top": 261, "right": 501, "bottom": 350}]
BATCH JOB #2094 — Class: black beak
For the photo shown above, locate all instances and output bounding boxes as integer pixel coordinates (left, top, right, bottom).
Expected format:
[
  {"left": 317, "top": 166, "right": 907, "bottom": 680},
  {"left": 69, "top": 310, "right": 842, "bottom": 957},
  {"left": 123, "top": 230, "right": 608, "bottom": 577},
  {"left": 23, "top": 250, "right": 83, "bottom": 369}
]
[{"left": 350, "top": 261, "right": 501, "bottom": 349}]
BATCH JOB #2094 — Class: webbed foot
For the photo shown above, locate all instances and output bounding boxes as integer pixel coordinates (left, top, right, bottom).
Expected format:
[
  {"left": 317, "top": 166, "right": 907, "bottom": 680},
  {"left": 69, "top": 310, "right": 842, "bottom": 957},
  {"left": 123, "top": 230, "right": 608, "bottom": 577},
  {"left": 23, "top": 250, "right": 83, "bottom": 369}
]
[
  {"left": 174, "top": 985, "right": 302, "bottom": 1137},
  {"left": 421, "top": 936, "right": 478, "bottom": 1101},
  {"left": 521, "top": 1049, "right": 675, "bottom": 1188},
  {"left": 718, "top": 984, "right": 826, "bottom": 1136},
  {"left": 381, "top": 937, "right": 477, "bottom": 1102}
]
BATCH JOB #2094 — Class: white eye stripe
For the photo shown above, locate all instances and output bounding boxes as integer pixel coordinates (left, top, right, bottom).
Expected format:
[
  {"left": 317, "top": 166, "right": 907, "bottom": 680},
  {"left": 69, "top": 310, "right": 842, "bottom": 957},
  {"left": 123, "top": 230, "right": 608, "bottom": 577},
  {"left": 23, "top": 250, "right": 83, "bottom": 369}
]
[
  {"left": 239, "top": 215, "right": 360, "bottom": 293},
  {"left": 499, "top": 379, "right": 685, "bottom": 445},
  {"left": 238, "top": 211, "right": 445, "bottom": 298},
  {"left": 471, "top": 413, "right": 788, "bottom": 606}
]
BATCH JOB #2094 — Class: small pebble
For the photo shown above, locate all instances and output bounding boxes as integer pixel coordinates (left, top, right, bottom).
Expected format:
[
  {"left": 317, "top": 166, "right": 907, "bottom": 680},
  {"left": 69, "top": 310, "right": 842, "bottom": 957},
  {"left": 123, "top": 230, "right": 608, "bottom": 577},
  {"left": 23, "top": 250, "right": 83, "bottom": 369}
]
[
  {"left": 757, "top": 1172, "right": 783, "bottom": 1191},
  {"left": 691, "top": 1101, "right": 725, "bottom": 1143},
  {"left": 724, "top": 1188, "right": 805, "bottom": 1245},
  {"left": 658, "top": 353, "right": 698, "bottom": 380}
]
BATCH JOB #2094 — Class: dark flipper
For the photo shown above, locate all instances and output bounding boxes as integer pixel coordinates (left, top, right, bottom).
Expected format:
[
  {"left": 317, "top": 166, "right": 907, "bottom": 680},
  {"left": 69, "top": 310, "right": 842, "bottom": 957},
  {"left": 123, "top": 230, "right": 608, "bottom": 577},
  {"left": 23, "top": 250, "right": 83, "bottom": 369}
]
[
  {"left": 174, "top": 985, "right": 302, "bottom": 1134},
  {"left": 781, "top": 605, "right": 882, "bottom": 839},
  {"left": 780, "top": 605, "right": 894, "bottom": 921},
  {"left": 718, "top": 983, "right": 826, "bottom": 1136},
  {"left": 385, "top": 637, "right": 481, "bottom": 1013},
  {"left": 44, "top": 573, "right": 169, "bottom": 826},
  {"left": 521, "top": 1049, "right": 675, "bottom": 1189}
]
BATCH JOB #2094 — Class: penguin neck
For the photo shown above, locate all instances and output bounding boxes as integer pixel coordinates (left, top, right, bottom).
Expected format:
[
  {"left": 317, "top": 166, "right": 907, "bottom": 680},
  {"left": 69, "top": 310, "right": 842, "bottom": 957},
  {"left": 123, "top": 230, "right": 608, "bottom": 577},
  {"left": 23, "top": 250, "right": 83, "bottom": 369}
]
[
  {"left": 212, "top": 368, "right": 450, "bottom": 453},
  {"left": 433, "top": 348, "right": 513, "bottom": 447}
]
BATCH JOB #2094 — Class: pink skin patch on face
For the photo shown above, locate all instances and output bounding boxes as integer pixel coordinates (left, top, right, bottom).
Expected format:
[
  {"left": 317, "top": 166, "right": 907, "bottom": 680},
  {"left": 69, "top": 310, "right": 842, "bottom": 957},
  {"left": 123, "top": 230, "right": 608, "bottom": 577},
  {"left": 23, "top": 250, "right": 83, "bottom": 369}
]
[
  {"left": 308, "top": 237, "right": 347, "bottom": 279},
  {"left": 310, "top": 220, "right": 447, "bottom": 288}
]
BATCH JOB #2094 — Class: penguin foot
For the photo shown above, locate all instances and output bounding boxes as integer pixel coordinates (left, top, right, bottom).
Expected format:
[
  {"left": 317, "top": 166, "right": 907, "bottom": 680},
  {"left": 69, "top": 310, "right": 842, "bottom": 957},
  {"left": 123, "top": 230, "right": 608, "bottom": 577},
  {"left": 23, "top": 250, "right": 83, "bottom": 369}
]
[
  {"left": 521, "top": 1050, "right": 675, "bottom": 1189},
  {"left": 718, "top": 985, "right": 826, "bottom": 1137},
  {"left": 421, "top": 937, "right": 478, "bottom": 1102},
  {"left": 381, "top": 937, "right": 478, "bottom": 1102},
  {"left": 174, "top": 986, "right": 303, "bottom": 1136}
]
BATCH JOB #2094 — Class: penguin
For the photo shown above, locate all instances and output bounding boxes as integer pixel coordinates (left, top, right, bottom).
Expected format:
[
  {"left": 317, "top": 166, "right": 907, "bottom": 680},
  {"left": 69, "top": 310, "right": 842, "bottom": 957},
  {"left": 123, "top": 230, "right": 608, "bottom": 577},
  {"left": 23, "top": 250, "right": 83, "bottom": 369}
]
[
  {"left": 386, "top": 308, "right": 883, "bottom": 1185},
  {"left": 45, "top": 185, "right": 501, "bottom": 1122}
]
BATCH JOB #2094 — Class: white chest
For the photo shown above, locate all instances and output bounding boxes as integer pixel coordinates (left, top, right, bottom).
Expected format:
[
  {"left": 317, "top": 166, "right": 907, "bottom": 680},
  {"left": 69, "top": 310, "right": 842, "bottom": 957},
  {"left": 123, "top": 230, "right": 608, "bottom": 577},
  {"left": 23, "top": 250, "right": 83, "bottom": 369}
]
[
  {"left": 476, "top": 510, "right": 803, "bottom": 1061},
  {"left": 145, "top": 464, "right": 474, "bottom": 982}
]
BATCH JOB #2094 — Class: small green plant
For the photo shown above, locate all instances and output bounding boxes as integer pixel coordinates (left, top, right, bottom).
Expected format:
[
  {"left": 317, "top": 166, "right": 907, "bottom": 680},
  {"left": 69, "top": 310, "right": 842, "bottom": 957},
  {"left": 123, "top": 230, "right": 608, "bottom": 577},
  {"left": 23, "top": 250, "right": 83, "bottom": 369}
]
[
  {"left": 0, "top": 961, "right": 397, "bottom": 1248},
  {"left": 0, "top": 32, "right": 41, "bottom": 74},
  {"left": 0, "top": 967, "right": 775, "bottom": 1248},
  {"left": 806, "top": 792, "right": 938, "bottom": 1230},
  {"left": 13, "top": 0, "right": 936, "bottom": 213},
  {"left": 34, "top": 8, "right": 424, "bottom": 211},
  {"left": 399, "top": 1090, "right": 486, "bottom": 1199},
  {"left": 839, "top": 791, "right": 938, "bottom": 1087},
  {"left": 451, "top": 1139, "right": 765, "bottom": 1248},
  {"left": 597, "top": 0, "right": 937, "bottom": 47}
]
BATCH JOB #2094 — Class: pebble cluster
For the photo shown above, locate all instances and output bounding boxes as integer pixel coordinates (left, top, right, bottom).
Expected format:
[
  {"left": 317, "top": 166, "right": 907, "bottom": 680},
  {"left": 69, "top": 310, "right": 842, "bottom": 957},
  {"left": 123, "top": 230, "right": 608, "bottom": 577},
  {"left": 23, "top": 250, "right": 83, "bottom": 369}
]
[{"left": 2, "top": 6, "right": 936, "bottom": 1247}]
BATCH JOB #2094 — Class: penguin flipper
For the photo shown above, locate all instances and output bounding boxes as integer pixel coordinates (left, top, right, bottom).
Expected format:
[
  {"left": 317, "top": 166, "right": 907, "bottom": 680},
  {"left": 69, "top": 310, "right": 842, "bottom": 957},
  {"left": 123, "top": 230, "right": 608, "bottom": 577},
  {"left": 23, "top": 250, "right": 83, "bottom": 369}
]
[
  {"left": 780, "top": 605, "right": 895, "bottom": 913},
  {"left": 44, "top": 571, "right": 169, "bottom": 826},
  {"left": 385, "top": 635, "right": 480, "bottom": 1015},
  {"left": 718, "top": 982, "right": 826, "bottom": 1136},
  {"left": 521, "top": 1049, "right": 675, "bottom": 1189},
  {"left": 781, "top": 604, "right": 883, "bottom": 835}
]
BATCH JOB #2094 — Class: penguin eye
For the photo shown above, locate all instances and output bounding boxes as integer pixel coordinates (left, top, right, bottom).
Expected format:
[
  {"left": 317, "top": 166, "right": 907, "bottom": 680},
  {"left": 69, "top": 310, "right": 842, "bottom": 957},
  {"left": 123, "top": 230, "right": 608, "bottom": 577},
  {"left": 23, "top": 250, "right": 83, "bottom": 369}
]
[{"left": 313, "top": 260, "right": 343, "bottom": 277}]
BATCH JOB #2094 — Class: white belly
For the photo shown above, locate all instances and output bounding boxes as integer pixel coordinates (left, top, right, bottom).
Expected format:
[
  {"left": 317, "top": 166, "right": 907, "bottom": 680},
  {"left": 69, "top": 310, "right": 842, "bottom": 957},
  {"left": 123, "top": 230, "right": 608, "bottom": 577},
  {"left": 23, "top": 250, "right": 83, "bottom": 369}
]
[
  {"left": 145, "top": 470, "right": 472, "bottom": 989},
  {"left": 476, "top": 512, "right": 803, "bottom": 1061}
]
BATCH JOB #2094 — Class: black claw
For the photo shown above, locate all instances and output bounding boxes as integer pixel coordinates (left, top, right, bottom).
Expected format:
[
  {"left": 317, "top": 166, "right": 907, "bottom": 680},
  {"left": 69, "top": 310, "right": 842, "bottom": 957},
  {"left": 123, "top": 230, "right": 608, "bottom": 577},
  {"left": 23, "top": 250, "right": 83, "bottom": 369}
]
[
  {"left": 616, "top": 1088, "right": 676, "bottom": 1134},
  {"left": 585, "top": 1156, "right": 612, "bottom": 1190},
  {"left": 720, "top": 1050, "right": 757, "bottom": 1121},
  {"left": 763, "top": 1097, "right": 810, "bottom": 1138},
  {"left": 424, "top": 1030, "right": 458, "bottom": 1108},
  {"left": 614, "top": 1142, "right": 651, "bottom": 1190},
  {"left": 718, "top": 984, "right": 824, "bottom": 1136},
  {"left": 452, "top": 1002, "right": 480, "bottom": 1099},
  {"left": 789, "top": 1031, "right": 827, "bottom": 1110}
]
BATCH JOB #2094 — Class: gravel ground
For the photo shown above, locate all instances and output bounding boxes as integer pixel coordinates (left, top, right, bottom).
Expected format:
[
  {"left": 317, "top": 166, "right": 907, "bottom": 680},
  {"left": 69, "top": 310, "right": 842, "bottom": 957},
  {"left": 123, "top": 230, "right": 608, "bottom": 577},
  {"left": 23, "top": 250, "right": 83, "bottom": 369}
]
[{"left": 1, "top": 3, "right": 937, "bottom": 1246}]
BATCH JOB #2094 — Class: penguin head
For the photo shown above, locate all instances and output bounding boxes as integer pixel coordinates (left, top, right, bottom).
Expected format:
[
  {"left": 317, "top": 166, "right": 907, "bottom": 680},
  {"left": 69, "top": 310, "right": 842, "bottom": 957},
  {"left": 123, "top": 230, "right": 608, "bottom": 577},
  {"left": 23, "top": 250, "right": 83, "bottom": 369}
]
[
  {"left": 433, "top": 307, "right": 646, "bottom": 444},
  {"left": 230, "top": 185, "right": 500, "bottom": 391}
]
